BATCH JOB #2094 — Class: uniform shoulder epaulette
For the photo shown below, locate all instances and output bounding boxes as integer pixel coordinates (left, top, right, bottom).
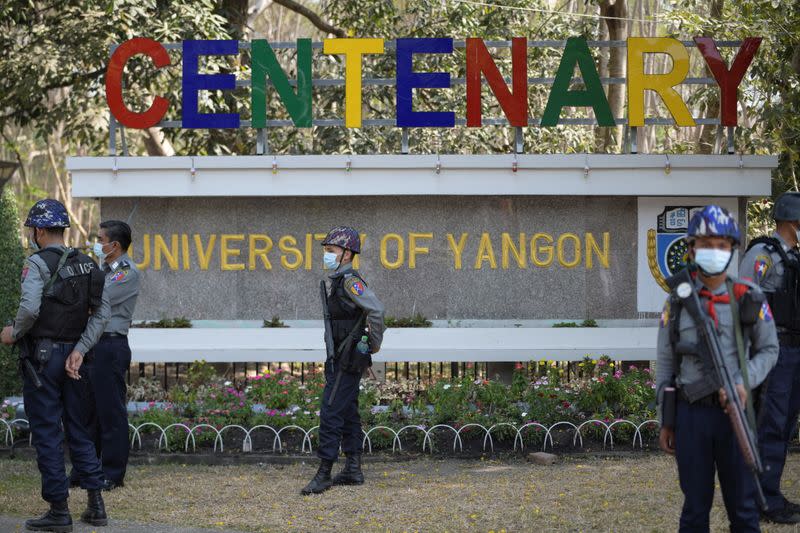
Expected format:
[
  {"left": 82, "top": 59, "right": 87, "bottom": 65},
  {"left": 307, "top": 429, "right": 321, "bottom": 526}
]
[{"left": 729, "top": 275, "right": 759, "bottom": 291}]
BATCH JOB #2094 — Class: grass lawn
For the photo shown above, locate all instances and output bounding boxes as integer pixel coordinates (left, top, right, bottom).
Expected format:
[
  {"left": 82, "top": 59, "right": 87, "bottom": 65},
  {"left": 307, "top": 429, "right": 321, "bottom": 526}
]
[{"left": 1, "top": 453, "right": 799, "bottom": 531}]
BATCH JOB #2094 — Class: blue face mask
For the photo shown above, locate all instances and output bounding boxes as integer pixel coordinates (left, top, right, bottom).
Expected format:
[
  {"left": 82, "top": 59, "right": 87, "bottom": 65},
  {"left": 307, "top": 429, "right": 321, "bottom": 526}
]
[
  {"left": 323, "top": 251, "right": 341, "bottom": 270},
  {"left": 93, "top": 242, "right": 111, "bottom": 263},
  {"left": 694, "top": 248, "right": 732, "bottom": 276}
]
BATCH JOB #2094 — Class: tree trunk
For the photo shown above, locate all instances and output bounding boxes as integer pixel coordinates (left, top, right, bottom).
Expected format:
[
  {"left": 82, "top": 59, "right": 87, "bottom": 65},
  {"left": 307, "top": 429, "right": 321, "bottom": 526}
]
[
  {"left": 697, "top": 0, "right": 725, "bottom": 154},
  {"left": 598, "top": 0, "right": 628, "bottom": 152}
]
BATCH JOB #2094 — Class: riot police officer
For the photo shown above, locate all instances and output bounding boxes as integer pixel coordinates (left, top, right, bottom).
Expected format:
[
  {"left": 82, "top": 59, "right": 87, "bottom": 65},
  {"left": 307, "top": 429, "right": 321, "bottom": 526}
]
[
  {"left": 656, "top": 205, "right": 778, "bottom": 532},
  {"left": 0, "top": 199, "right": 110, "bottom": 532},
  {"left": 69, "top": 220, "right": 141, "bottom": 490},
  {"left": 740, "top": 192, "right": 800, "bottom": 524},
  {"left": 302, "top": 226, "right": 385, "bottom": 495}
]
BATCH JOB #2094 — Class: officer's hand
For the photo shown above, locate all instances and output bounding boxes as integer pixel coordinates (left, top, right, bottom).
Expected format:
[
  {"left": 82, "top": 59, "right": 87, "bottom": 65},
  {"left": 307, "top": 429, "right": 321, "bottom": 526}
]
[
  {"left": 65, "top": 350, "right": 84, "bottom": 380},
  {"left": 719, "top": 384, "right": 747, "bottom": 414},
  {"left": 659, "top": 427, "right": 675, "bottom": 455},
  {"left": 0, "top": 326, "right": 14, "bottom": 345}
]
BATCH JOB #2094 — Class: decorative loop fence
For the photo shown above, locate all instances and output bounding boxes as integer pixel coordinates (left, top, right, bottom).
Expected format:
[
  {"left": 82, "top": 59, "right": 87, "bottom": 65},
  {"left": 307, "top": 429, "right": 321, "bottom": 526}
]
[{"left": 1, "top": 418, "right": 663, "bottom": 455}]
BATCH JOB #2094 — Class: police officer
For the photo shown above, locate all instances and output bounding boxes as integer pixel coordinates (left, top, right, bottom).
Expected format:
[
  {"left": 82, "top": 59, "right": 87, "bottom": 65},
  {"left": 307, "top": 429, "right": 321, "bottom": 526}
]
[
  {"left": 740, "top": 192, "right": 800, "bottom": 524},
  {"left": 302, "top": 227, "right": 386, "bottom": 495},
  {"left": 656, "top": 205, "right": 778, "bottom": 532},
  {"left": 0, "top": 199, "right": 110, "bottom": 531},
  {"left": 69, "top": 220, "right": 140, "bottom": 491}
]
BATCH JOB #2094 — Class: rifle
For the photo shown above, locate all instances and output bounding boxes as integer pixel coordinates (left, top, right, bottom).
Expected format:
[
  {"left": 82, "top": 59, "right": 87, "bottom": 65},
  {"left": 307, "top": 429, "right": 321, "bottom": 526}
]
[
  {"left": 327, "top": 313, "right": 367, "bottom": 406},
  {"left": 320, "top": 280, "right": 336, "bottom": 361},
  {"left": 5, "top": 320, "right": 41, "bottom": 390},
  {"left": 668, "top": 269, "right": 767, "bottom": 511}
]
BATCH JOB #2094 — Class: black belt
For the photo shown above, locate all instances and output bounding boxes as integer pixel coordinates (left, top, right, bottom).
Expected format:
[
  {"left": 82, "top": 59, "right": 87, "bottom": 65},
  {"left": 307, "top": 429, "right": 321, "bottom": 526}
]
[
  {"left": 101, "top": 333, "right": 127, "bottom": 339},
  {"left": 679, "top": 387, "right": 721, "bottom": 408}
]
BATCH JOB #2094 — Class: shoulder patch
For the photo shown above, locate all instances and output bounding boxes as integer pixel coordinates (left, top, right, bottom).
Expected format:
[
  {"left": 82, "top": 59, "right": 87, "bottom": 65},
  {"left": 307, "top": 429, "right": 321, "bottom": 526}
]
[
  {"left": 111, "top": 269, "right": 129, "bottom": 282},
  {"left": 660, "top": 299, "right": 671, "bottom": 328},
  {"left": 20, "top": 265, "right": 29, "bottom": 282},
  {"left": 759, "top": 301, "right": 773, "bottom": 322},
  {"left": 753, "top": 254, "right": 772, "bottom": 281},
  {"left": 349, "top": 279, "right": 365, "bottom": 297}
]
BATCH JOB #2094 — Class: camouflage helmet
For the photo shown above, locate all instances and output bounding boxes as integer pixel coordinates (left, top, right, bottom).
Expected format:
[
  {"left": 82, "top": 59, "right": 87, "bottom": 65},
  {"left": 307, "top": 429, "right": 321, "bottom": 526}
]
[
  {"left": 24, "top": 199, "right": 70, "bottom": 228},
  {"left": 686, "top": 205, "right": 741, "bottom": 245},
  {"left": 321, "top": 226, "right": 361, "bottom": 254},
  {"left": 773, "top": 192, "right": 800, "bottom": 221}
]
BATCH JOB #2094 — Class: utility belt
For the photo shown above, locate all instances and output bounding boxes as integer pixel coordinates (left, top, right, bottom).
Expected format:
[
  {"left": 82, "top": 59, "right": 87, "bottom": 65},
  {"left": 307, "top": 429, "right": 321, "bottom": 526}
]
[{"left": 679, "top": 386, "right": 721, "bottom": 408}]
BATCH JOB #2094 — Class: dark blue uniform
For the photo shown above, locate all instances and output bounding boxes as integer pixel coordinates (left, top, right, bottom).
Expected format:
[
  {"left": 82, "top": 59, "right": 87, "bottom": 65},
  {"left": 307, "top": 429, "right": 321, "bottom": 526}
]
[
  {"left": 741, "top": 233, "right": 800, "bottom": 513},
  {"left": 12, "top": 245, "right": 110, "bottom": 502},
  {"left": 71, "top": 253, "right": 140, "bottom": 487},
  {"left": 317, "top": 264, "right": 385, "bottom": 462},
  {"left": 656, "top": 275, "right": 778, "bottom": 532}
]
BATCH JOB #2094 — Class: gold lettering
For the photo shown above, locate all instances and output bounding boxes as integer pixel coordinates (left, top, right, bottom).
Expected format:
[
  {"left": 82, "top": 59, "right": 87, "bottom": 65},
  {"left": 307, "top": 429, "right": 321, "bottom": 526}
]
[
  {"left": 130, "top": 234, "right": 151, "bottom": 270},
  {"left": 408, "top": 232, "right": 433, "bottom": 269},
  {"left": 501, "top": 232, "right": 526, "bottom": 269},
  {"left": 531, "top": 233, "right": 554, "bottom": 267},
  {"left": 474, "top": 232, "right": 497, "bottom": 269},
  {"left": 279, "top": 235, "right": 303, "bottom": 270},
  {"left": 194, "top": 234, "right": 217, "bottom": 271},
  {"left": 154, "top": 234, "right": 179, "bottom": 271},
  {"left": 380, "top": 233, "right": 404, "bottom": 270},
  {"left": 353, "top": 233, "right": 367, "bottom": 270},
  {"left": 446, "top": 233, "right": 468, "bottom": 270},
  {"left": 181, "top": 234, "right": 191, "bottom": 270},
  {"left": 249, "top": 235, "right": 273, "bottom": 270},
  {"left": 557, "top": 233, "right": 581, "bottom": 268},
  {"left": 586, "top": 232, "right": 610, "bottom": 269},
  {"left": 221, "top": 234, "right": 245, "bottom": 271}
]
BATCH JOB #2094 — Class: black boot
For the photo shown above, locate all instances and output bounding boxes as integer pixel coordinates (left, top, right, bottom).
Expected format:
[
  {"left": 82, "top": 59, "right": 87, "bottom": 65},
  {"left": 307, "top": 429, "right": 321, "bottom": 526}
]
[
  {"left": 301, "top": 460, "right": 334, "bottom": 495},
  {"left": 80, "top": 490, "right": 108, "bottom": 526},
  {"left": 24, "top": 500, "right": 72, "bottom": 532},
  {"left": 332, "top": 453, "right": 364, "bottom": 485}
]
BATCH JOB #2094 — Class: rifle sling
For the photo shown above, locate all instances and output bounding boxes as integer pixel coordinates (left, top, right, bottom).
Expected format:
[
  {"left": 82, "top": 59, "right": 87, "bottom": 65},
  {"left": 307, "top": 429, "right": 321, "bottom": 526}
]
[{"left": 726, "top": 278, "right": 758, "bottom": 432}]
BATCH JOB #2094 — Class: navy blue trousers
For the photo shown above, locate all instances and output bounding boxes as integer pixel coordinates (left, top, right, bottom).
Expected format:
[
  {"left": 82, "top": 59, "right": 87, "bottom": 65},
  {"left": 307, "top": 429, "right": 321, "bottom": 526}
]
[
  {"left": 675, "top": 398, "right": 760, "bottom": 533},
  {"left": 80, "top": 336, "right": 132, "bottom": 484},
  {"left": 317, "top": 360, "right": 362, "bottom": 462},
  {"left": 758, "top": 344, "right": 800, "bottom": 511},
  {"left": 22, "top": 342, "right": 103, "bottom": 503}
]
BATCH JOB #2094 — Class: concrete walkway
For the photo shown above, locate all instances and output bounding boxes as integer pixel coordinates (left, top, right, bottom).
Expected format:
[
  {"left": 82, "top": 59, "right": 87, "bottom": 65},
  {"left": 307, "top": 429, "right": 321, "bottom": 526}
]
[{"left": 0, "top": 515, "right": 250, "bottom": 533}]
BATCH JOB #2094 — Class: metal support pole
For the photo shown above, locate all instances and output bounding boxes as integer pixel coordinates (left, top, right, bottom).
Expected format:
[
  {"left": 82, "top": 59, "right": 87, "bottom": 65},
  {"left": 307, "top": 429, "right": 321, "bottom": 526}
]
[
  {"left": 630, "top": 126, "right": 638, "bottom": 154},
  {"left": 401, "top": 128, "right": 409, "bottom": 154},
  {"left": 109, "top": 113, "right": 117, "bottom": 156},
  {"left": 514, "top": 126, "right": 523, "bottom": 154},
  {"left": 257, "top": 129, "right": 267, "bottom": 155},
  {"left": 727, "top": 126, "right": 736, "bottom": 154}
]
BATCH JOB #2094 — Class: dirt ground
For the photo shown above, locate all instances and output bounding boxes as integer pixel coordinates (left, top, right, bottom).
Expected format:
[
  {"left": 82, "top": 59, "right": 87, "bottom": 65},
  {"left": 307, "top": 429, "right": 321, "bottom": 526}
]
[{"left": 1, "top": 453, "right": 800, "bottom": 532}]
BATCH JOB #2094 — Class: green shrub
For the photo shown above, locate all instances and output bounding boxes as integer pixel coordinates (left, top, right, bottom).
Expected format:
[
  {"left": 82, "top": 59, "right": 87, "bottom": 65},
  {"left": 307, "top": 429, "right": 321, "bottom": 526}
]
[
  {"left": 0, "top": 187, "right": 25, "bottom": 398},
  {"left": 133, "top": 317, "right": 192, "bottom": 328},
  {"left": 263, "top": 316, "right": 288, "bottom": 328},
  {"left": 384, "top": 314, "right": 432, "bottom": 328}
]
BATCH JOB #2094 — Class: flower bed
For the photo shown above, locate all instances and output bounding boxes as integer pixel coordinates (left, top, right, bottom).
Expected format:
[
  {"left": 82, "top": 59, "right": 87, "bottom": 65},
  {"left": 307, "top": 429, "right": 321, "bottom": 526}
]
[{"left": 114, "top": 358, "right": 658, "bottom": 454}]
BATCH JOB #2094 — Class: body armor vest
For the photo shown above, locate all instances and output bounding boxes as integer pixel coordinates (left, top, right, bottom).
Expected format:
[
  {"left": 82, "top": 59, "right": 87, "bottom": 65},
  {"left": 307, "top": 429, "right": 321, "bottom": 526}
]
[
  {"left": 746, "top": 236, "right": 800, "bottom": 333},
  {"left": 28, "top": 248, "right": 104, "bottom": 341},
  {"left": 327, "top": 272, "right": 367, "bottom": 360}
]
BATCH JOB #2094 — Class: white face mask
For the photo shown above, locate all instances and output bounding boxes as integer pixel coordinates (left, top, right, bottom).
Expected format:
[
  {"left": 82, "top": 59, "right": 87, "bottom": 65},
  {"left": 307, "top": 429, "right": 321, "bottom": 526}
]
[
  {"left": 323, "top": 251, "right": 341, "bottom": 270},
  {"left": 93, "top": 242, "right": 110, "bottom": 262},
  {"left": 29, "top": 234, "right": 40, "bottom": 251},
  {"left": 694, "top": 248, "right": 732, "bottom": 275}
]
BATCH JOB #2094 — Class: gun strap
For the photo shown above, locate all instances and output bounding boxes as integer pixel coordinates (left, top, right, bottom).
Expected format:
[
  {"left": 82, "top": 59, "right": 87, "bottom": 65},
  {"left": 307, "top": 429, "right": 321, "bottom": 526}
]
[
  {"left": 42, "top": 248, "right": 71, "bottom": 294},
  {"left": 335, "top": 311, "right": 368, "bottom": 358},
  {"left": 727, "top": 278, "right": 758, "bottom": 432}
]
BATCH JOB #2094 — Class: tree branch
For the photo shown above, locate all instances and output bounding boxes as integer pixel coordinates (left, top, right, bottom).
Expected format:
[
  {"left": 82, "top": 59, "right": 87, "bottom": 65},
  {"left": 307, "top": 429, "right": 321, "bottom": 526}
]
[{"left": 270, "top": 0, "right": 346, "bottom": 38}]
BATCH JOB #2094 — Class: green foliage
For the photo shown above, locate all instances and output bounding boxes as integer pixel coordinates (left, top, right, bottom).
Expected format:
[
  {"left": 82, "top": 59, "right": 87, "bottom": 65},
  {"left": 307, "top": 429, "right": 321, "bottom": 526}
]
[
  {"left": 552, "top": 319, "right": 598, "bottom": 328},
  {"left": 263, "top": 316, "right": 288, "bottom": 328},
  {"left": 384, "top": 314, "right": 432, "bottom": 328},
  {"left": 186, "top": 360, "right": 216, "bottom": 389},
  {"left": 0, "top": 188, "right": 24, "bottom": 398},
  {"left": 134, "top": 317, "right": 192, "bottom": 328}
]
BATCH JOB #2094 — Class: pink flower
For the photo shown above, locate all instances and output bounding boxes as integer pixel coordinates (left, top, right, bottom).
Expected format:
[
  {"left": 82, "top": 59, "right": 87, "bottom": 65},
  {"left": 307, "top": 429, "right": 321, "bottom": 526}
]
[{"left": 628, "top": 365, "right": 638, "bottom": 371}]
